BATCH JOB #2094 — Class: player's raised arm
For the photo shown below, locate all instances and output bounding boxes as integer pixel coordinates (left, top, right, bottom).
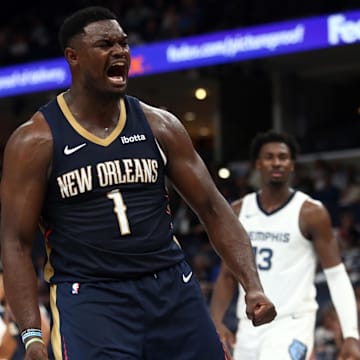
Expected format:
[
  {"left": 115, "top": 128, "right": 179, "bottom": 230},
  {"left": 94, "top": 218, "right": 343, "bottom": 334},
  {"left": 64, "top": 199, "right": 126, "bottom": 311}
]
[{"left": 143, "top": 102, "right": 276, "bottom": 326}]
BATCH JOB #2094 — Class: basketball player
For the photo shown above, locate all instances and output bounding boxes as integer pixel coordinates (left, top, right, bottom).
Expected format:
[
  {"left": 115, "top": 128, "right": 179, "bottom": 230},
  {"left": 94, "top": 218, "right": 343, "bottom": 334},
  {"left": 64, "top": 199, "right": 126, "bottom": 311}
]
[
  {"left": 210, "top": 130, "right": 360, "bottom": 360},
  {"left": 0, "top": 7, "right": 276, "bottom": 360}
]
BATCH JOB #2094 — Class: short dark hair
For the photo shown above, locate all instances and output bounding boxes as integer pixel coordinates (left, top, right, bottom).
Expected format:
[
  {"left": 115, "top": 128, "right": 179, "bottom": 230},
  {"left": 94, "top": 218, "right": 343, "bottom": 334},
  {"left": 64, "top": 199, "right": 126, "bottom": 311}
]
[
  {"left": 58, "top": 6, "right": 118, "bottom": 51},
  {"left": 250, "top": 130, "right": 300, "bottom": 163}
]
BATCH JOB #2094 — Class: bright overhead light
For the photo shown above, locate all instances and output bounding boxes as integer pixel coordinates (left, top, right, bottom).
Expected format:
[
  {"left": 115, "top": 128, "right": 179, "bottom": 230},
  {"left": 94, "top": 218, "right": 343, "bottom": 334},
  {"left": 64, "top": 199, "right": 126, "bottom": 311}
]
[
  {"left": 218, "top": 167, "right": 231, "bottom": 179},
  {"left": 195, "top": 87, "right": 207, "bottom": 100}
]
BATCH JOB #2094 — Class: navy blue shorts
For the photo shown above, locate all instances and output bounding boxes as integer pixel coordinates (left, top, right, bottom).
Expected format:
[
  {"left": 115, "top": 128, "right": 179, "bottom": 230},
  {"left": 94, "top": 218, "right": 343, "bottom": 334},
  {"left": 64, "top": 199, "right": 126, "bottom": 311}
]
[{"left": 50, "top": 261, "right": 226, "bottom": 359}]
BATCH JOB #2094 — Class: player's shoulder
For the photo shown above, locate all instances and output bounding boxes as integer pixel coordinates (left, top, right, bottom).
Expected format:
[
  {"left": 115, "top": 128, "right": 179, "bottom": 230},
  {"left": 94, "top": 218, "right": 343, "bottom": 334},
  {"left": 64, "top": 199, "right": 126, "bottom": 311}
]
[
  {"left": 231, "top": 192, "right": 254, "bottom": 216},
  {"left": 299, "top": 192, "right": 328, "bottom": 218},
  {"left": 139, "top": 99, "right": 180, "bottom": 128},
  {"left": 4, "top": 111, "right": 52, "bottom": 156},
  {"left": 298, "top": 192, "right": 333, "bottom": 233}
]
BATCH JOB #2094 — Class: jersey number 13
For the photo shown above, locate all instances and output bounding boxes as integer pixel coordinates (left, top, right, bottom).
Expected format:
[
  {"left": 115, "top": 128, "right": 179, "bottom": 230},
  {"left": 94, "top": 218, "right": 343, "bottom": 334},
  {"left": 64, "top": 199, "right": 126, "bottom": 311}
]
[{"left": 253, "top": 246, "right": 273, "bottom": 270}]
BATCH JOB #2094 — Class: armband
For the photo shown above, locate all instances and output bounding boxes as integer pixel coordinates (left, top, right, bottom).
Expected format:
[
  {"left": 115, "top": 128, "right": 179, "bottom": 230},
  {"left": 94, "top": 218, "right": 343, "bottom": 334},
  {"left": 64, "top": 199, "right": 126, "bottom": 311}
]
[
  {"left": 324, "top": 263, "right": 359, "bottom": 340},
  {"left": 25, "top": 337, "right": 44, "bottom": 350},
  {"left": 21, "top": 328, "right": 43, "bottom": 344}
]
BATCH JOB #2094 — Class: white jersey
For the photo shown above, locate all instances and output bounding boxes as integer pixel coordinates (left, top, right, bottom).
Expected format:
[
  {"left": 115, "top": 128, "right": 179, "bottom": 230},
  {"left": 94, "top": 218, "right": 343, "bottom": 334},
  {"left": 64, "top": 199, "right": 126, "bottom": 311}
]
[{"left": 237, "top": 190, "right": 318, "bottom": 320}]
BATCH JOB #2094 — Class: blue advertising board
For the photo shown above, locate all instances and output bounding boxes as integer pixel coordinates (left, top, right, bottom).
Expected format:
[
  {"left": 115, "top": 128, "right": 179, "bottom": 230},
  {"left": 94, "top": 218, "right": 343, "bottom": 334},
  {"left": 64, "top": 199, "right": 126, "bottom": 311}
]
[{"left": 0, "top": 10, "right": 360, "bottom": 97}]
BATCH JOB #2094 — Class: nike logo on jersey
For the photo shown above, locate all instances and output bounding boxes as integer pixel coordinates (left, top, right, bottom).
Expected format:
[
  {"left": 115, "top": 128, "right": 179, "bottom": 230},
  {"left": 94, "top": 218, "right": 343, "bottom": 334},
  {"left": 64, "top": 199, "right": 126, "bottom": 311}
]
[
  {"left": 182, "top": 271, "right": 193, "bottom": 283},
  {"left": 64, "top": 143, "right": 87, "bottom": 155}
]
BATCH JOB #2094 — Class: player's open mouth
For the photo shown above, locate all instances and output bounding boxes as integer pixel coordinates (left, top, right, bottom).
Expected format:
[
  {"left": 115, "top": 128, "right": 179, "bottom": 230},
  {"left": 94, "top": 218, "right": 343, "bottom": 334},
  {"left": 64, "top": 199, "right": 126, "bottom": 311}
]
[
  {"left": 270, "top": 171, "right": 283, "bottom": 177},
  {"left": 107, "top": 63, "right": 127, "bottom": 85}
]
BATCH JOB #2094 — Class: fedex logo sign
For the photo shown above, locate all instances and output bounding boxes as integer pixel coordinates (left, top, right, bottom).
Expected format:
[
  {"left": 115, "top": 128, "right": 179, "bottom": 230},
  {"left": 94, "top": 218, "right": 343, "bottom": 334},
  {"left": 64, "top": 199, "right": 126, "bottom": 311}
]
[{"left": 328, "top": 14, "right": 360, "bottom": 45}]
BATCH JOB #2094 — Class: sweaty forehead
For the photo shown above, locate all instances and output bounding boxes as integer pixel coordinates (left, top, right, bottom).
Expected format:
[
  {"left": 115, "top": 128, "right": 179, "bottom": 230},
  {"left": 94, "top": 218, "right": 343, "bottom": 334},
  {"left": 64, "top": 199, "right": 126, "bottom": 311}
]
[{"left": 83, "top": 19, "right": 125, "bottom": 38}]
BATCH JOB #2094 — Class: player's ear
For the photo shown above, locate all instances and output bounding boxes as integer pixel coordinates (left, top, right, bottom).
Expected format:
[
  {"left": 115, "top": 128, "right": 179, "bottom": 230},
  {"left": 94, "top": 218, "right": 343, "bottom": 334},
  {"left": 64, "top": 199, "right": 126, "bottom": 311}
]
[
  {"left": 64, "top": 47, "right": 78, "bottom": 65},
  {"left": 254, "top": 158, "right": 261, "bottom": 170}
]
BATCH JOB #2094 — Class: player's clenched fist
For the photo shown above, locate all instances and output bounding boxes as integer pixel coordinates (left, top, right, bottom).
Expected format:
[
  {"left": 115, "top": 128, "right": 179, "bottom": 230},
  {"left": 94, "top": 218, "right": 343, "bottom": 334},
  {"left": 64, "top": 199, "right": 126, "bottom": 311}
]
[
  {"left": 25, "top": 342, "right": 48, "bottom": 360},
  {"left": 245, "top": 290, "right": 277, "bottom": 326}
]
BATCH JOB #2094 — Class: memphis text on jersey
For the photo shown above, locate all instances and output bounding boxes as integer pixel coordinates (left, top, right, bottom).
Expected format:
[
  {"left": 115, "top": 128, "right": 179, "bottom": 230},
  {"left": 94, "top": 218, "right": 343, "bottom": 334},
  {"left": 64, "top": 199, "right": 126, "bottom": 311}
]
[{"left": 57, "top": 158, "right": 159, "bottom": 199}]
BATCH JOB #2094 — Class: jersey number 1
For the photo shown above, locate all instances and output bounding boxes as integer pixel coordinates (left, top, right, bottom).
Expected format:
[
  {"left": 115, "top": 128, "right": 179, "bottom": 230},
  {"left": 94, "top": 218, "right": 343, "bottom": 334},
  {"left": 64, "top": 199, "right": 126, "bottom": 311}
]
[{"left": 107, "top": 189, "right": 131, "bottom": 235}]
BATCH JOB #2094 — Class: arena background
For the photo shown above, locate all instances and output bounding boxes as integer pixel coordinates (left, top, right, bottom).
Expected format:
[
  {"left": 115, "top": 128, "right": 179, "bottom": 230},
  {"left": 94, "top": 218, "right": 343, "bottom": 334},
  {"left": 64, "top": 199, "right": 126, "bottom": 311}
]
[
  {"left": 1, "top": 1, "right": 360, "bottom": 359},
  {"left": 2, "top": 1, "right": 360, "bottom": 167}
]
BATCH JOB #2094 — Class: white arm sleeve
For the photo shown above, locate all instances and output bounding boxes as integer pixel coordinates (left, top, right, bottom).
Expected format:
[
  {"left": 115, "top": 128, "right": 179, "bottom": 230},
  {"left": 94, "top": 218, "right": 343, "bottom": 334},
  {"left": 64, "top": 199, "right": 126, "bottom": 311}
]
[
  {"left": 0, "top": 317, "right": 6, "bottom": 346},
  {"left": 324, "top": 263, "right": 359, "bottom": 340}
]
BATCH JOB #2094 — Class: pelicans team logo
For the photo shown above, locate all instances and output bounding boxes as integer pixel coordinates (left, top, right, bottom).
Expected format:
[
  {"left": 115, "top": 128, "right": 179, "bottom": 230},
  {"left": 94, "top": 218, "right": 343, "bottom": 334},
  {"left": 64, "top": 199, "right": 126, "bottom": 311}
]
[{"left": 71, "top": 282, "right": 80, "bottom": 295}]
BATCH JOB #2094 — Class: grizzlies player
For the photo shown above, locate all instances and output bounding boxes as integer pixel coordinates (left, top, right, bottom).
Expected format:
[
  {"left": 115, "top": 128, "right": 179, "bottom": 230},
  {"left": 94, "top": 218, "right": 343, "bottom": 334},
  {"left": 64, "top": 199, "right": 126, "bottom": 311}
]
[
  {"left": 210, "top": 131, "right": 360, "bottom": 360},
  {"left": 0, "top": 7, "right": 276, "bottom": 360}
]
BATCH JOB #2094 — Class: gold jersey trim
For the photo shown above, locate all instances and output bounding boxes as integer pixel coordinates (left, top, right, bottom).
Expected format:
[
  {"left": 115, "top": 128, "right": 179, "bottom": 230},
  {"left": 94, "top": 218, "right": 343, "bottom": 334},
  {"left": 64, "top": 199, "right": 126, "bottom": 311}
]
[
  {"left": 57, "top": 92, "right": 126, "bottom": 146},
  {"left": 50, "top": 285, "right": 62, "bottom": 360}
]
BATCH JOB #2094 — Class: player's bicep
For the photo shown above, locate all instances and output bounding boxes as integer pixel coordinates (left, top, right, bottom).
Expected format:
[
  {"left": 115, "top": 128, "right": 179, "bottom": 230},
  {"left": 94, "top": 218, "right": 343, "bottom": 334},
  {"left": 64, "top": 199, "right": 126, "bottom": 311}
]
[
  {"left": 302, "top": 201, "right": 341, "bottom": 268},
  {"left": 1, "top": 116, "right": 52, "bottom": 247}
]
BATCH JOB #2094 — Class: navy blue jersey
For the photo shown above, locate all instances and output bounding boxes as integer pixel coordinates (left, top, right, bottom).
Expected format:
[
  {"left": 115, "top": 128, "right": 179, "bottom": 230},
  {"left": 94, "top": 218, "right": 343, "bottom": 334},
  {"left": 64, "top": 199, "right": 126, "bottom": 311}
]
[{"left": 40, "top": 92, "right": 184, "bottom": 283}]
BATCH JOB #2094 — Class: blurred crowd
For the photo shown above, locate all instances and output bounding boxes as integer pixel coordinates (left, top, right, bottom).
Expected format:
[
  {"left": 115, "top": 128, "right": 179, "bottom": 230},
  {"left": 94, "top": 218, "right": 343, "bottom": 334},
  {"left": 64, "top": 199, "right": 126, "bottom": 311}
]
[{"left": 0, "top": 0, "right": 359, "bottom": 66}]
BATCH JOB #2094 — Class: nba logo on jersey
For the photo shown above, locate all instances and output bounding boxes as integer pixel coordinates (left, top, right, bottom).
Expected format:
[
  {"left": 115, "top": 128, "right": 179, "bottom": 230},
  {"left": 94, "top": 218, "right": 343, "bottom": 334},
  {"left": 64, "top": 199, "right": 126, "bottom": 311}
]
[
  {"left": 288, "top": 339, "right": 307, "bottom": 360},
  {"left": 71, "top": 282, "right": 80, "bottom": 295}
]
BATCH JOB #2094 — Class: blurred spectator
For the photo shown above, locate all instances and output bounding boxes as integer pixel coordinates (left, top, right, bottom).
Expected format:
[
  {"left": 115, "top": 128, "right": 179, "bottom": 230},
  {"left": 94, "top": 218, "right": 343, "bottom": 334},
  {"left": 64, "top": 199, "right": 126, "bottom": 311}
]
[
  {"left": 312, "top": 165, "right": 341, "bottom": 226},
  {"left": 336, "top": 212, "right": 360, "bottom": 285},
  {"left": 312, "top": 160, "right": 332, "bottom": 192},
  {"left": 29, "top": 15, "right": 50, "bottom": 54},
  {"left": 292, "top": 164, "right": 314, "bottom": 194},
  {"left": 8, "top": 32, "right": 29, "bottom": 60},
  {"left": 314, "top": 304, "right": 342, "bottom": 360},
  {"left": 339, "top": 167, "right": 360, "bottom": 209},
  {"left": 232, "top": 172, "right": 255, "bottom": 199},
  {"left": 336, "top": 210, "right": 360, "bottom": 252},
  {"left": 177, "top": 0, "right": 203, "bottom": 36},
  {"left": 124, "top": 0, "right": 152, "bottom": 34},
  {"left": 172, "top": 198, "right": 208, "bottom": 263},
  {"left": 0, "top": 269, "right": 17, "bottom": 359},
  {"left": 160, "top": 3, "right": 181, "bottom": 39}
]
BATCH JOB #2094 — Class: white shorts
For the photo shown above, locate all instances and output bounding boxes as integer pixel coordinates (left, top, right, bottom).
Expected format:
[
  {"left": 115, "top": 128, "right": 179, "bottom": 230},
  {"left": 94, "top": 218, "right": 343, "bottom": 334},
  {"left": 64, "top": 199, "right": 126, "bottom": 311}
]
[{"left": 233, "top": 312, "right": 316, "bottom": 360}]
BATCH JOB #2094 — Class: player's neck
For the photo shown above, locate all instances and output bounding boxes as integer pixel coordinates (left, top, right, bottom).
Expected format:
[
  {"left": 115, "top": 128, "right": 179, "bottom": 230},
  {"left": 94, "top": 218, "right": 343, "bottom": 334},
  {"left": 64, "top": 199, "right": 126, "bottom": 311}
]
[
  {"left": 64, "top": 88, "right": 122, "bottom": 129},
  {"left": 258, "top": 186, "right": 294, "bottom": 212}
]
